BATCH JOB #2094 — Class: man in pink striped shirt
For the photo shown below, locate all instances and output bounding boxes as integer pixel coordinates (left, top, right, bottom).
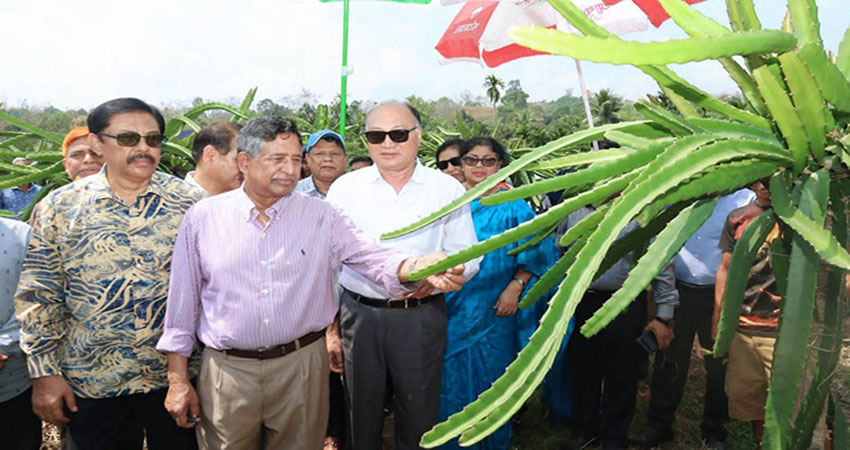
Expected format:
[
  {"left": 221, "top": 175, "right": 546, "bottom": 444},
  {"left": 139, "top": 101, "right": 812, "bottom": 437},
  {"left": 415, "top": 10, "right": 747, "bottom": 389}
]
[{"left": 156, "top": 117, "right": 466, "bottom": 450}]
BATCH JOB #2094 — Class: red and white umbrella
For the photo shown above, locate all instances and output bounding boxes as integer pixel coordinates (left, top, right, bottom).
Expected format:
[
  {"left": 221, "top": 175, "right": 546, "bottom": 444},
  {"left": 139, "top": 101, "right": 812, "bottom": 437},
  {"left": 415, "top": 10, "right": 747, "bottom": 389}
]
[
  {"left": 435, "top": 0, "right": 653, "bottom": 149},
  {"left": 602, "top": 0, "right": 708, "bottom": 28},
  {"left": 436, "top": 0, "right": 650, "bottom": 68}
]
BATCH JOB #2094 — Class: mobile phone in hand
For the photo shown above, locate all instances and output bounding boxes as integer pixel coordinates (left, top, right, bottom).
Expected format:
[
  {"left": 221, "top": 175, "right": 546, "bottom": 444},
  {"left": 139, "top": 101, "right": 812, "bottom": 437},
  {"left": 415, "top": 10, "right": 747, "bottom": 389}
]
[{"left": 636, "top": 329, "right": 658, "bottom": 354}]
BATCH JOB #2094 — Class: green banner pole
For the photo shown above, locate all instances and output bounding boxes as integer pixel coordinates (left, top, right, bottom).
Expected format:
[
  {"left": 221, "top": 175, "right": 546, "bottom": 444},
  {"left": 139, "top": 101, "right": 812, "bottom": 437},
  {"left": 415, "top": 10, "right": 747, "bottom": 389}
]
[{"left": 339, "top": 0, "right": 350, "bottom": 139}]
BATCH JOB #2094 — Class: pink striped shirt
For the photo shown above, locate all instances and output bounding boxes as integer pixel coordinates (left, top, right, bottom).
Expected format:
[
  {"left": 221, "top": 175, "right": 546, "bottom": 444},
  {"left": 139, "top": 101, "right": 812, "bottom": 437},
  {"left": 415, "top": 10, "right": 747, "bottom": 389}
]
[{"left": 157, "top": 187, "right": 410, "bottom": 357}]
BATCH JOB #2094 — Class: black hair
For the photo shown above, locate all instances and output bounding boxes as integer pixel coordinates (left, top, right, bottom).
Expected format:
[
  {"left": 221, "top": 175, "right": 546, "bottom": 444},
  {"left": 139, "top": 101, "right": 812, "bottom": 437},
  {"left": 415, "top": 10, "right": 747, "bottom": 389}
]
[
  {"left": 87, "top": 98, "right": 165, "bottom": 135},
  {"left": 192, "top": 122, "right": 243, "bottom": 164},
  {"left": 350, "top": 155, "right": 373, "bottom": 166},
  {"left": 460, "top": 136, "right": 509, "bottom": 165},
  {"left": 436, "top": 138, "right": 465, "bottom": 161}
]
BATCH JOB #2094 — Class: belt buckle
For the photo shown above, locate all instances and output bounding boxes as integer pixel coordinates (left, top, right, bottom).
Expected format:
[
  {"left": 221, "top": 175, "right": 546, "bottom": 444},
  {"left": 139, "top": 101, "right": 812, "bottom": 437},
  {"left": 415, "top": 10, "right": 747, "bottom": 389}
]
[
  {"left": 387, "top": 298, "right": 409, "bottom": 309},
  {"left": 256, "top": 346, "right": 274, "bottom": 360}
]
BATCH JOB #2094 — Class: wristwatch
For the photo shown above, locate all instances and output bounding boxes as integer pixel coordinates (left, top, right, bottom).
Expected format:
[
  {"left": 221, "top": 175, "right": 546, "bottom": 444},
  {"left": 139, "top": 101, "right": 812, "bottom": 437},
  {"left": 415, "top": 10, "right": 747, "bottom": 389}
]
[{"left": 655, "top": 316, "right": 675, "bottom": 329}]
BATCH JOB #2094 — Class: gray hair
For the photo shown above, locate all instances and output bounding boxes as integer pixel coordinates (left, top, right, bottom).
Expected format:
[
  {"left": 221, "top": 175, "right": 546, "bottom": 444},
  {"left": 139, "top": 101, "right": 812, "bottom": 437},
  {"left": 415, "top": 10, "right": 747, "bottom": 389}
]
[
  {"left": 237, "top": 117, "right": 302, "bottom": 158},
  {"left": 365, "top": 101, "right": 421, "bottom": 128}
]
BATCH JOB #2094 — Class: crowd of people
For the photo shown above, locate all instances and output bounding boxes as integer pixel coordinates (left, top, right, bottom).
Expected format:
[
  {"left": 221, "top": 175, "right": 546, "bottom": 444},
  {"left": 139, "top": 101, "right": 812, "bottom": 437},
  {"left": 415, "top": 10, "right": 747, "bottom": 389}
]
[{"left": 0, "top": 97, "right": 781, "bottom": 450}]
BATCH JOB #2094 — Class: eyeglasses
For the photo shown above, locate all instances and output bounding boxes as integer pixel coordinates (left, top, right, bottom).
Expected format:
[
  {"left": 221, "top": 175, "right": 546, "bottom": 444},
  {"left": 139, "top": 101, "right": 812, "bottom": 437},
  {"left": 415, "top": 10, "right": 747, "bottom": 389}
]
[
  {"left": 436, "top": 157, "right": 462, "bottom": 170},
  {"left": 462, "top": 156, "right": 499, "bottom": 167},
  {"left": 364, "top": 126, "right": 419, "bottom": 144},
  {"left": 99, "top": 131, "right": 167, "bottom": 148}
]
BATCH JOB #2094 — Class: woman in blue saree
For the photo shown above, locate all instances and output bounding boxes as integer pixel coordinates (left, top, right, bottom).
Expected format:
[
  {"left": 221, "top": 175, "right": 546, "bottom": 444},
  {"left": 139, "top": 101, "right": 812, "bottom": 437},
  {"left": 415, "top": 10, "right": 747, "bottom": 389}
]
[{"left": 438, "top": 137, "right": 554, "bottom": 450}]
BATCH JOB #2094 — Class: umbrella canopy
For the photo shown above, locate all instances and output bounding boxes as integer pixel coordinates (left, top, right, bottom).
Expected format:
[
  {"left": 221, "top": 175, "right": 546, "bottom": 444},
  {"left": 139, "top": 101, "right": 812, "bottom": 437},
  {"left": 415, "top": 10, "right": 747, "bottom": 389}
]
[
  {"left": 435, "top": 0, "right": 649, "bottom": 68},
  {"left": 602, "top": 0, "right": 708, "bottom": 27}
]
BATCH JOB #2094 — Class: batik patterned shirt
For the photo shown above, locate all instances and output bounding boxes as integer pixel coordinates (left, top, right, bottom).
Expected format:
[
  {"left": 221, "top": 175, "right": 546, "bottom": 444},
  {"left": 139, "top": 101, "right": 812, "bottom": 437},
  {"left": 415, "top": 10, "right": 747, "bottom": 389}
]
[{"left": 15, "top": 169, "right": 205, "bottom": 398}]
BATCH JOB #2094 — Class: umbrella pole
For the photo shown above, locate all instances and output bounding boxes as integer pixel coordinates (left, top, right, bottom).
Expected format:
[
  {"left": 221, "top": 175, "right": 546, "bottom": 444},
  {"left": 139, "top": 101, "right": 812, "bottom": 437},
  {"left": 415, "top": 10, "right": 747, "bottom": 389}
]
[
  {"left": 339, "top": 0, "right": 350, "bottom": 139},
  {"left": 575, "top": 60, "right": 599, "bottom": 151}
]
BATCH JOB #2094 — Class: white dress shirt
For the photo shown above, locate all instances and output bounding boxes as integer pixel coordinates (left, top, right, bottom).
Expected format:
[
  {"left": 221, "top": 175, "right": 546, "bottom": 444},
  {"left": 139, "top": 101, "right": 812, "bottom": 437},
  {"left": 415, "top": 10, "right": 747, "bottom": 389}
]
[{"left": 326, "top": 160, "right": 480, "bottom": 299}]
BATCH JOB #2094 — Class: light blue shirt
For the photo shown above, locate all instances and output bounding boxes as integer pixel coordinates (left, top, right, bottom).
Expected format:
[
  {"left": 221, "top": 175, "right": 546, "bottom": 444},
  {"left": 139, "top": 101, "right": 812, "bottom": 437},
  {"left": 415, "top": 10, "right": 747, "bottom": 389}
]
[
  {"left": 560, "top": 206, "right": 679, "bottom": 318},
  {"left": 0, "top": 184, "right": 42, "bottom": 219},
  {"left": 295, "top": 176, "right": 326, "bottom": 199},
  {"left": 0, "top": 218, "right": 32, "bottom": 402},
  {"left": 673, "top": 189, "right": 755, "bottom": 285}
]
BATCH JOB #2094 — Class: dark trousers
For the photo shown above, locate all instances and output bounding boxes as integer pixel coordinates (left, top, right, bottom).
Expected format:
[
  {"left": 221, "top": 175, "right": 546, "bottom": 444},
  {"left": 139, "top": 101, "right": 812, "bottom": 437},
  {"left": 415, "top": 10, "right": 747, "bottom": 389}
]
[
  {"left": 0, "top": 387, "right": 42, "bottom": 450},
  {"left": 340, "top": 290, "right": 447, "bottom": 450},
  {"left": 648, "top": 281, "right": 728, "bottom": 441},
  {"left": 67, "top": 388, "right": 197, "bottom": 450},
  {"left": 327, "top": 372, "right": 347, "bottom": 439},
  {"left": 569, "top": 290, "right": 647, "bottom": 448}
]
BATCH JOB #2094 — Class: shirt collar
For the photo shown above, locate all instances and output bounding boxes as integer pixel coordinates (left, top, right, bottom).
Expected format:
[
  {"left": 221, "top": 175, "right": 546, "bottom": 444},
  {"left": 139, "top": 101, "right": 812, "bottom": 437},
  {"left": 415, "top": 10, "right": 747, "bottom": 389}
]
[
  {"left": 90, "top": 165, "right": 169, "bottom": 202},
  {"left": 233, "top": 186, "right": 292, "bottom": 223},
  {"left": 367, "top": 158, "right": 427, "bottom": 186}
]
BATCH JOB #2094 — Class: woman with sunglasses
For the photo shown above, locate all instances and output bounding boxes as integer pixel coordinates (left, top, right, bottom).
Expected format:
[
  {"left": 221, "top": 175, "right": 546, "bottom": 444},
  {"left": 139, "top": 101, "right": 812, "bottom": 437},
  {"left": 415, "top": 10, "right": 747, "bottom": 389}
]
[
  {"left": 435, "top": 138, "right": 466, "bottom": 183},
  {"left": 438, "top": 137, "right": 555, "bottom": 450}
]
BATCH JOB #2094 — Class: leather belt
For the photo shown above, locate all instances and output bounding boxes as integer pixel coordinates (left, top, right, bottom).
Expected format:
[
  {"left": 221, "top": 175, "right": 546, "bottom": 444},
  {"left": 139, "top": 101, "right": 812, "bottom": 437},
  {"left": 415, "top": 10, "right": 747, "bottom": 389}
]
[
  {"left": 345, "top": 288, "right": 442, "bottom": 309},
  {"left": 223, "top": 330, "right": 324, "bottom": 360}
]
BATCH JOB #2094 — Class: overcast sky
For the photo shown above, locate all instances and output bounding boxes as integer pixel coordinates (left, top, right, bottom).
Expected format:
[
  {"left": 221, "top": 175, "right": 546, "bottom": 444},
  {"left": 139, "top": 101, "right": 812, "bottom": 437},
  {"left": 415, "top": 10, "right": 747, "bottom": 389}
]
[{"left": 0, "top": 0, "right": 845, "bottom": 110}]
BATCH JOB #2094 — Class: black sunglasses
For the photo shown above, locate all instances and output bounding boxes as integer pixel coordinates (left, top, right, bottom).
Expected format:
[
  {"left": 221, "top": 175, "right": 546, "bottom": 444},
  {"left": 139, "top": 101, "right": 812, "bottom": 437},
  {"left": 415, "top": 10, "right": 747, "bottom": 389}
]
[
  {"left": 436, "top": 157, "right": 462, "bottom": 170},
  {"left": 462, "top": 156, "right": 499, "bottom": 167},
  {"left": 99, "top": 131, "right": 167, "bottom": 148},
  {"left": 364, "top": 126, "right": 419, "bottom": 144}
]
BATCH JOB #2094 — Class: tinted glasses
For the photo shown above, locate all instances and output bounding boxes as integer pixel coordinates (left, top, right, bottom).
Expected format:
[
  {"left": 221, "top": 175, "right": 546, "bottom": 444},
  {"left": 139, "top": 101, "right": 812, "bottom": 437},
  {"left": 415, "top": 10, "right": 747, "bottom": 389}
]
[
  {"left": 436, "top": 157, "right": 462, "bottom": 170},
  {"left": 462, "top": 156, "right": 499, "bottom": 167},
  {"left": 99, "top": 131, "right": 167, "bottom": 148},
  {"left": 364, "top": 126, "right": 419, "bottom": 144}
]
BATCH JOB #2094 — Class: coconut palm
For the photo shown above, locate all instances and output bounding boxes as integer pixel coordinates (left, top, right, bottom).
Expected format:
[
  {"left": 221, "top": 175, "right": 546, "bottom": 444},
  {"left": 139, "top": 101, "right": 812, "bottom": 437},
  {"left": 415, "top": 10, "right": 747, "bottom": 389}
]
[
  {"left": 483, "top": 74, "right": 506, "bottom": 114},
  {"left": 590, "top": 88, "right": 624, "bottom": 125}
]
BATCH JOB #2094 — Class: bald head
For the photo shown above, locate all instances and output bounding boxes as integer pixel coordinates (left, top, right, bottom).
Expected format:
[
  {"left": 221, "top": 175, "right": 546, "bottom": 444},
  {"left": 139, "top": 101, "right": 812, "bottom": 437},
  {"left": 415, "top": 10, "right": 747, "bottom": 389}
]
[
  {"left": 365, "top": 101, "right": 420, "bottom": 129},
  {"left": 364, "top": 101, "right": 422, "bottom": 175}
]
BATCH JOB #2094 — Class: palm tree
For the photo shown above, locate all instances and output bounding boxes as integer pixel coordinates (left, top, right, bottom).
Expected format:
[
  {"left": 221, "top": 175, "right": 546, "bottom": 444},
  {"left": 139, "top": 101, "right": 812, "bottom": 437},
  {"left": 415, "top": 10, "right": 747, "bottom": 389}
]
[
  {"left": 483, "top": 75, "right": 505, "bottom": 115},
  {"left": 590, "top": 88, "right": 624, "bottom": 125}
]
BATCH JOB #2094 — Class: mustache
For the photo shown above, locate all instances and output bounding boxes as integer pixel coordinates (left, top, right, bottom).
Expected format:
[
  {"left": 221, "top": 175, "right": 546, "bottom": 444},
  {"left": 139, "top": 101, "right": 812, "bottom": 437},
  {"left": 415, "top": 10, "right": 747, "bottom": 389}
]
[{"left": 127, "top": 153, "right": 156, "bottom": 164}]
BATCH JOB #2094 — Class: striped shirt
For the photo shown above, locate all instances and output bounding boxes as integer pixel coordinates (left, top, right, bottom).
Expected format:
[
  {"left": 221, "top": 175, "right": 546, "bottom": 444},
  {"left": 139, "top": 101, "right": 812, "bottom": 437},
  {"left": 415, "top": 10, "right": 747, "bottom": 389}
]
[
  {"left": 156, "top": 187, "right": 411, "bottom": 358},
  {"left": 15, "top": 169, "right": 205, "bottom": 398}
]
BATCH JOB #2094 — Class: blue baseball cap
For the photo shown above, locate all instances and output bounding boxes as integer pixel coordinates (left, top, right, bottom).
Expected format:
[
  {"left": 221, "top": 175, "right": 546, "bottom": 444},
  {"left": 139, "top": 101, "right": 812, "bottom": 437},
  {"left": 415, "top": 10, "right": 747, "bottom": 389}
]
[{"left": 306, "top": 129, "right": 345, "bottom": 153}]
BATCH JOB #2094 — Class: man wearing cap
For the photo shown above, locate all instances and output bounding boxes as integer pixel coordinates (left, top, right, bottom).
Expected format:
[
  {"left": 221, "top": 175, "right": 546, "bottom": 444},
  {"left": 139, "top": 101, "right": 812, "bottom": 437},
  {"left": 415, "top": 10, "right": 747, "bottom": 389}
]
[
  {"left": 185, "top": 122, "right": 243, "bottom": 196},
  {"left": 61, "top": 126, "right": 104, "bottom": 181},
  {"left": 295, "top": 129, "right": 348, "bottom": 199},
  {"left": 29, "top": 127, "right": 106, "bottom": 225},
  {"left": 0, "top": 158, "right": 42, "bottom": 219}
]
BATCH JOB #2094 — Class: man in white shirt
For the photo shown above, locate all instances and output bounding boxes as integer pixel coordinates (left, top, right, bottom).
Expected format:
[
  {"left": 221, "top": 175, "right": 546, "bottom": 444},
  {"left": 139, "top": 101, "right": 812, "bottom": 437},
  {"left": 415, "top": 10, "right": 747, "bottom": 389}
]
[
  {"left": 185, "top": 122, "right": 243, "bottom": 195},
  {"left": 326, "top": 101, "right": 480, "bottom": 450}
]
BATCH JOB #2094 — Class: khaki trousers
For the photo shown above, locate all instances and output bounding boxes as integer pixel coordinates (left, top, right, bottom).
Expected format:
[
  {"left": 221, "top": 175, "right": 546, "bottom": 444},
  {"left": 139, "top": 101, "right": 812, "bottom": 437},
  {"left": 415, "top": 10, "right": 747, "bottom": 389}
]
[
  {"left": 726, "top": 331, "right": 776, "bottom": 421},
  {"left": 196, "top": 338, "right": 330, "bottom": 450}
]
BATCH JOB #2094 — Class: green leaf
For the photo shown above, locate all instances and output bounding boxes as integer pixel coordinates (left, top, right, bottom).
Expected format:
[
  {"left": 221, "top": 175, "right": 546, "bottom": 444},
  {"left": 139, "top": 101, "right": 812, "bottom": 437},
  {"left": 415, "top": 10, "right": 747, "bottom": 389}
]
[
  {"left": 836, "top": 27, "right": 850, "bottom": 80},
  {"left": 482, "top": 140, "right": 669, "bottom": 207},
  {"left": 581, "top": 199, "right": 716, "bottom": 337},
  {"left": 659, "top": 86, "right": 700, "bottom": 119},
  {"left": 509, "top": 27, "right": 796, "bottom": 66},
  {"left": 184, "top": 102, "right": 250, "bottom": 122},
  {"left": 779, "top": 52, "right": 828, "bottom": 160},
  {"left": 524, "top": 147, "right": 633, "bottom": 171},
  {"left": 162, "top": 142, "right": 193, "bottom": 160},
  {"left": 658, "top": 0, "right": 730, "bottom": 37},
  {"left": 519, "top": 237, "right": 585, "bottom": 309},
  {"left": 752, "top": 65, "right": 809, "bottom": 174},
  {"left": 560, "top": 203, "right": 609, "bottom": 248},
  {"left": 238, "top": 87, "right": 258, "bottom": 119},
  {"left": 25, "top": 152, "right": 63, "bottom": 163},
  {"left": 764, "top": 168, "right": 828, "bottom": 449},
  {"left": 0, "top": 162, "right": 65, "bottom": 190},
  {"left": 0, "top": 110, "right": 63, "bottom": 145},
  {"left": 787, "top": 0, "right": 821, "bottom": 46},
  {"left": 687, "top": 118, "right": 781, "bottom": 145},
  {"left": 406, "top": 172, "right": 636, "bottom": 281},
  {"left": 638, "top": 159, "right": 781, "bottom": 223},
  {"left": 506, "top": 220, "right": 558, "bottom": 257},
  {"left": 770, "top": 171, "right": 850, "bottom": 269},
  {"left": 380, "top": 121, "right": 648, "bottom": 239},
  {"left": 712, "top": 210, "right": 777, "bottom": 356},
  {"left": 725, "top": 0, "right": 761, "bottom": 32},
  {"left": 789, "top": 182, "right": 847, "bottom": 450},
  {"left": 634, "top": 100, "right": 701, "bottom": 136},
  {"left": 605, "top": 130, "right": 674, "bottom": 151},
  {"left": 834, "top": 394, "right": 850, "bottom": 450},
  {"left": 797, "top": 43, "right": 850, "bottom": 113}
]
